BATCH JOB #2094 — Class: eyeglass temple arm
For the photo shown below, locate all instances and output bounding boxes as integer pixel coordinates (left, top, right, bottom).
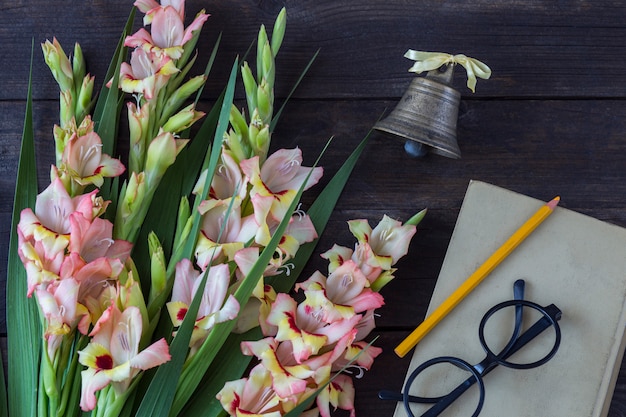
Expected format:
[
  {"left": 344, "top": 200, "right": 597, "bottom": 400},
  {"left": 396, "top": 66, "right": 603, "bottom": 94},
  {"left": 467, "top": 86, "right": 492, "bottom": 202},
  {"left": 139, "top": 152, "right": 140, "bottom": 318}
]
[
  {"left": 421, "top": 303, "right": 562, "bottom": 417},
  {"left": 378, "top": 280, "right": 528, "bottom": 406}
]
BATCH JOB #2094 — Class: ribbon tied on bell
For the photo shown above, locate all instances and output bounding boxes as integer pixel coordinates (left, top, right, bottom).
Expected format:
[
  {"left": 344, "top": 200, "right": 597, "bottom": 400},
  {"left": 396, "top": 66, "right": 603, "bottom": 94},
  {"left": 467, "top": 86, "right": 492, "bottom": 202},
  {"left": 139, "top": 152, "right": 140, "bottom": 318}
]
[{"left": 404, "top": 50, "right": 492, "bottom": 93}]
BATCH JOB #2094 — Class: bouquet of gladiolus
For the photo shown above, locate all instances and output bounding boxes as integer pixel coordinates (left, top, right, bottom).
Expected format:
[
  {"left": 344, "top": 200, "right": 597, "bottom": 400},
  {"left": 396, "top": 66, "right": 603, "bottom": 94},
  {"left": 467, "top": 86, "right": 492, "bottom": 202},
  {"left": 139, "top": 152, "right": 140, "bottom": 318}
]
[{"left": 4, "top": 1, "right": 425, "bottom": 417}]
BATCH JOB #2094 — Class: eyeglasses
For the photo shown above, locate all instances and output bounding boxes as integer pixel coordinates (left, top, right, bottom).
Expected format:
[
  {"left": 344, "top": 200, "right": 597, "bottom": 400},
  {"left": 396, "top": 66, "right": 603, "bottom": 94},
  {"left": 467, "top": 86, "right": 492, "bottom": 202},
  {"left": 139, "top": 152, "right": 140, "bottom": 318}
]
[{"left": 379, "top": 279, "right": 562, "bottom": 417}]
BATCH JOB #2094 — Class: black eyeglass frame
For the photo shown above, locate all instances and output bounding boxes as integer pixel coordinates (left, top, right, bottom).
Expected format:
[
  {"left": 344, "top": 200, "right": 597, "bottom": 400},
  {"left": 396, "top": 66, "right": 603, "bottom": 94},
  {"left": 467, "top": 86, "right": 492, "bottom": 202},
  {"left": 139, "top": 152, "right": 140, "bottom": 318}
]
[{"left": 379, "top": 280, "right": 562, "bottom": 417}]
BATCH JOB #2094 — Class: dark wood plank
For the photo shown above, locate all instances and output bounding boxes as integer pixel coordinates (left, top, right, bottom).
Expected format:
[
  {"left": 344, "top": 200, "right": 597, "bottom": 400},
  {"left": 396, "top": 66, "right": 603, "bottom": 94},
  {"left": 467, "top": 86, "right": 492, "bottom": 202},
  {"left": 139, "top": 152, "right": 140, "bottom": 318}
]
[
  {"left": 4, "top": 0, "right": 626, "bottom": 416},
  {"left": 3, "top": 1, "right": 626, "bottom": 101},
  {"left": 4, "top": 98, "right": 626, "bottom": 330}
]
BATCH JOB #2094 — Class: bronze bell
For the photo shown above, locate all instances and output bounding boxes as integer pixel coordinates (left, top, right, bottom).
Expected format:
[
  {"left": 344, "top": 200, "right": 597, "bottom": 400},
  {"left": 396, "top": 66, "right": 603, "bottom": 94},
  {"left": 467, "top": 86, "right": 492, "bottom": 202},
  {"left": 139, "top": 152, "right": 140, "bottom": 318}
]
[{"left": 374, "top": 64, "right": 462, "bottom": 159}]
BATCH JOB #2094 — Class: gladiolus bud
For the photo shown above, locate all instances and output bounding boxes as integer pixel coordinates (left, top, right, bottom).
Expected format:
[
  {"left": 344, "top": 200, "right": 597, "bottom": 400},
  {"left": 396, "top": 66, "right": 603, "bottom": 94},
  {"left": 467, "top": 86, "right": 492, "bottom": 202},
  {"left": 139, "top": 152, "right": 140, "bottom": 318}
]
[
  {"left": 162, "top": 104, "right": 205, "bottom": 133},
  {"left": 406, "top": 208, "right": 427, "bottom": 226},
  {"left": 252, "top": 124, "right": 270, "bottom": 161},
  {"left": 127, "top": 102, "right": 150, "bottom": 173},
  {"left": 42, "top": 38, "right": 74, "bottom": 93},
  {"left": 117, "top": 172, "right": 146, "bottom": 225},
  {"left": 59, "top": 90, "right": 73, "bottom": 128},
  {"left": 256, "top": 80, "right": 272, "bottom": 124},
  {"left": 271, "top": 8, "right": 287, "bottom": 58},
  {"left": 53, "top": 124, "right": 71, "bottom": 165},
  {"left": 148, "top": 232, "right": 167, "bottom": 303},
  {"left": 72, "top": 43, "right": 86, "bottom": 90},
  {"left": 256, "top": 25, "right": 269, "bottom": 79},
  {"left": 261, "top": 42, "right": 275, "bottom": 89},
  {"left": 229, "top": 105, "right": 249, "bottom": 138},
  {"left": 144, "top": 132, "right": 188, "bottom": 190},
  {"left": 224, "top": 130, "right": 247, "bottom": 164},
  {"left": 241, "top": 62, "right": 257, "bottom": 115},
  {"left": 160, "top": 75, "right": 206, "bottom": 125},
  {"left": 75, "top": 75, "right": 95, "bottom": 123}
]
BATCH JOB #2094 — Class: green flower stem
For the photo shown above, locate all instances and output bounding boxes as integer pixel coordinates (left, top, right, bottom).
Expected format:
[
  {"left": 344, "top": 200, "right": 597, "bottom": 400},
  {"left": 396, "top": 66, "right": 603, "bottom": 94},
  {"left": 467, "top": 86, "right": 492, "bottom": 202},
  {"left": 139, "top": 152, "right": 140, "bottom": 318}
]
[
  {"left": 57, "top": 335, "right": 87, "bottom": 417},
  {"left": 40, "top": 346, "right": 57, "bottom": 417},
  {"left": 38, "top": 367, "right": 48, "bottom": 417}
]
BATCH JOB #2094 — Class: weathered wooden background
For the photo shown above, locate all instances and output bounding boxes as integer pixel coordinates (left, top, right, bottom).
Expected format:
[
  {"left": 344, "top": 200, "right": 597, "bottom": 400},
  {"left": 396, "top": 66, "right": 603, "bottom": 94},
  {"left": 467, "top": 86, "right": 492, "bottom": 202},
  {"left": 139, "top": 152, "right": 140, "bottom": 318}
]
[{"left": 2, "top": 0, "right": 626, "bottom": 415}]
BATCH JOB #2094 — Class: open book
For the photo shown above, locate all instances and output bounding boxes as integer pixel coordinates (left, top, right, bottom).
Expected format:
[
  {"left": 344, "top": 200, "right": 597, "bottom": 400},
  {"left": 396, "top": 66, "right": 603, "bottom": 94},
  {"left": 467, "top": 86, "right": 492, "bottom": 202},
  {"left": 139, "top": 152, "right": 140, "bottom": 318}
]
[{"left": 394, "top": 181, "right": 626, "bottom": 417}]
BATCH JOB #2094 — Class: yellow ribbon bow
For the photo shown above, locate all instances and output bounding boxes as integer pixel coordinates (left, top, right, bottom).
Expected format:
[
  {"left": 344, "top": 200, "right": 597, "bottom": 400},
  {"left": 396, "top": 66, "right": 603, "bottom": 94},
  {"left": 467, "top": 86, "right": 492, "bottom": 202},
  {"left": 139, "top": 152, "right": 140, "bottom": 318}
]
[{"left": 404, "top": 50, "right": 492, "bottom": 93}]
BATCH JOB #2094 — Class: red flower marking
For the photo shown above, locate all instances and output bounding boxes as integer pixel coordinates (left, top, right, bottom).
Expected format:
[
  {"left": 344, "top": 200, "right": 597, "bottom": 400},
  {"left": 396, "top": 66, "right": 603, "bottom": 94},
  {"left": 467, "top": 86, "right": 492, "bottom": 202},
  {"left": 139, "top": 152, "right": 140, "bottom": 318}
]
[
  {"left": 177, "top": 307, "right": 188, "bottom": 322},
  {"left": 95, "top": 354, "right": 114, "bottom": 370}
]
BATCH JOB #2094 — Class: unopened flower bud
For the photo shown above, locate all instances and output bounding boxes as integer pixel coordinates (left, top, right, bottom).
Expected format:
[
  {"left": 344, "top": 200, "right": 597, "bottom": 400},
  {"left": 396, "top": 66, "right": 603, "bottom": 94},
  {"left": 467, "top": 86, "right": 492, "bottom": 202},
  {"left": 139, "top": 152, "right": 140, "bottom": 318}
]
[
  {"left": 53, "top": 124, "right": 71, "bottom": 165},
  {"left": 256, "top": 80, "right": 272, "bottom": 124},
  {"left": 72, "top": 43, "right": 86, "bottom": 90},
  {"left": 160, "top": 75, "right": 206, "bottom": 125},
  {"left": 148, "top": 232, "right": 167, "bottom": 303},
  {"left": 251, "top": 124, "right": 270, "bottom": 161},
  {"left": 127, "top": 102, "right": 150, "bottom": 173},
  {"left": 256, "top": 25, "right": 269, "bottom": 79},
  {"left": 75, "top": 74, "right": 95, "bottom": 123},
  {"left": 42, "top": 38, "right": 74, "bottom": 93},
  {"left": 261, "top": 42, "right": 275, "bottom": 89},
  {"left": 271, "top": 8, "right": 287, "bottom": 58},
  {"left": 162, "top": 104, "right": 205, "bottom": 133},
  {"left": 406, "top": 208, "right": 427, "bottom": 226},
  {"left": 59, "top": 90, "right": 73, "bottom": 128},
  {"left": 117, "top": 172, "right": 146, "bottom": 227},
  {"left": 241, "top": 62, "right": 257, "bottom": 114},
  {"left": 144, "top": 131, "right": 188, "bottom": 190}
]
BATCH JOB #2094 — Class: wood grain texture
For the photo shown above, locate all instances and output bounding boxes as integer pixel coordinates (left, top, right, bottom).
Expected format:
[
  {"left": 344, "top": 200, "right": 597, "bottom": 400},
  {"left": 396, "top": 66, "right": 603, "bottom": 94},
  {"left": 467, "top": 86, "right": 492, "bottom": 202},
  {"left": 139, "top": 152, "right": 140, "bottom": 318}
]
[{"left": 3, "top": 0, "right": 626, "bottom": 415}]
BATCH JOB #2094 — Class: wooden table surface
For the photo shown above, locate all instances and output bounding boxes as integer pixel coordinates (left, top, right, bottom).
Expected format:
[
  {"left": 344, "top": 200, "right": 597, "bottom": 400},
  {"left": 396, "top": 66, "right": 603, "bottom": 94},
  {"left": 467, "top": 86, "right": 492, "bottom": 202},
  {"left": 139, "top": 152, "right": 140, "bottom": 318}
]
[{"left": 3, "top": 1, "right": 626, "bottom": 416}]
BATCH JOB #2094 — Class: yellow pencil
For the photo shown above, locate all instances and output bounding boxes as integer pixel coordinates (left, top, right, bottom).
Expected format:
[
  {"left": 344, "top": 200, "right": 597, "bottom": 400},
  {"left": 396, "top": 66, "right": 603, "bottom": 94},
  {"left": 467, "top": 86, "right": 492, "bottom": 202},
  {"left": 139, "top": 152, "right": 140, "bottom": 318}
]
[{"left": 395, "top": 196, "right": 560, "bottom": 358}]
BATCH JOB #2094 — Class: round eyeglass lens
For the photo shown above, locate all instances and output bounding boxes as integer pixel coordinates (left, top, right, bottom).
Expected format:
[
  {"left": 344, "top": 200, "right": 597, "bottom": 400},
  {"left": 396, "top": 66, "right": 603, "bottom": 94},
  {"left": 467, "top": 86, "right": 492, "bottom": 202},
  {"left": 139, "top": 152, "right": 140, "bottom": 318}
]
[
  {"left": 403, "top": 356, "right": 485, "bottom": 417},
  {"left": 478, "top": 299, "right": 561, "bottom": 370}
]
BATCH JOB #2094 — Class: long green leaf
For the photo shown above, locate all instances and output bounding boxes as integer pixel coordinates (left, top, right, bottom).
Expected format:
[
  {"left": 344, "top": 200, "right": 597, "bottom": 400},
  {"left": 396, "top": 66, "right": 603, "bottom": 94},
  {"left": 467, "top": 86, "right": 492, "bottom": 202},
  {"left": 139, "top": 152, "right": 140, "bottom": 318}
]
[
  {"left": 266, "top": 130, "right": 372, "bottom": 293},
  {"left": 176, "top": 327, "right": 262, "bottom": 417},
  {"left": 92, "top": 7, "right": 135, "bottom": 154},
  {"left": 134, "top": 264, "right": 212, "bottom": 417},
  {"left": 270, "top": 48, "right": 320, "bottom": 132},
  {"left": 171, "top": 127, "right": 372, "bottom": 417},
  {"left": 7, "top": 39, "right": 42, "bottom": 417},
  {"left": 94, "top": 7, "right": 135, "bottom": 204},
  {"left": 168, "top": 137, "right": 332, "bottom": 417},
  {"left": 132, "top": 34, "right": 223, "bottom": 290},
  {"left": 134, "top": 58, "right": 239, "bottom": 417}
]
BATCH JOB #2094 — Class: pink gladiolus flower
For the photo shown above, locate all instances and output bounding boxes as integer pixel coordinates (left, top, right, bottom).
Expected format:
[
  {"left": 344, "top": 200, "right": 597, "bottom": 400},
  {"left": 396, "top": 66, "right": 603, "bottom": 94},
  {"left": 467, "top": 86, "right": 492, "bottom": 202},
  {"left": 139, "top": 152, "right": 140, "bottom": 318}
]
[
  {"left": 136, "top": 0, "right": 185, "bottom": 23},
  {"left": 17, "top": 182, "right": 103, "bottom": 295},
  {"left": 348, "top": 215, "right": 417, "bottom": 269},
  {"left": 240, "top": 148, "right": 323, "bottom": 222},
  {"left": 78, "top": 305, "right": 170, "bottom": 411},
  {"left": 241, "top": 337, "right": 315, "bottom": 398},
  {"left": 195, "top": 200, "right": 257, "bottom": 267},
  {"left": 194, "top": 150, "right": 248, "bottom": 203},
  {"left": 36, "top": 278, "right": 89, "bottom": 360},
  {"left": 332, "top": 340, "right": 382, "bottom": 374},
  {"left": 266, "top": 293, "right": 328, "bottom": 363},
  {"left": 68, "top": 212, "right": 132, "bottom": 263},
  {"left": 252, "top": 193, "right": 318, "bottom": 261},
  {"left": 296, "top": 261, "right": 384, "bottom": 323},
  {"left": 58, "top": 253, "right": 125, "bottom": 325},
  {"left": 217, "top": 364, "right": 283, "bottom": 417},
  {"left": 166, "top": 260, "right": 239, "bottom": 353},
  {"left": 316, "top": 373, "right": 356, "bottom": 417},
  {"left": 125, "top": 2, "right": 208, "bottom": 59},
  {"left": 23, "top": 178, "right": 76, "bottom": 236},
  {"left": 61, "top": 131, "right": 125, "bottom": 188},
  {"left": 266, "top": 293, "right": 363, "bottom": 364},
  {"left": 119, "top": 48, "right": 178, "bottom": 99},
  {"left": 322, "top": 243, "right": 383, "bottom": 284}
]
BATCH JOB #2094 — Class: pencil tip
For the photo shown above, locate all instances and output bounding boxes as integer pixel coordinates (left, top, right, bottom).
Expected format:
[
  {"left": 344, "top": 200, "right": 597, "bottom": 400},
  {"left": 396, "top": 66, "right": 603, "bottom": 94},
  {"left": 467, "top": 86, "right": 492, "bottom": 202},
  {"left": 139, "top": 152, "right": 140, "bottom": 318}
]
[{"left": 547, "top": 196, "right": 560, "bottom": 209}]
